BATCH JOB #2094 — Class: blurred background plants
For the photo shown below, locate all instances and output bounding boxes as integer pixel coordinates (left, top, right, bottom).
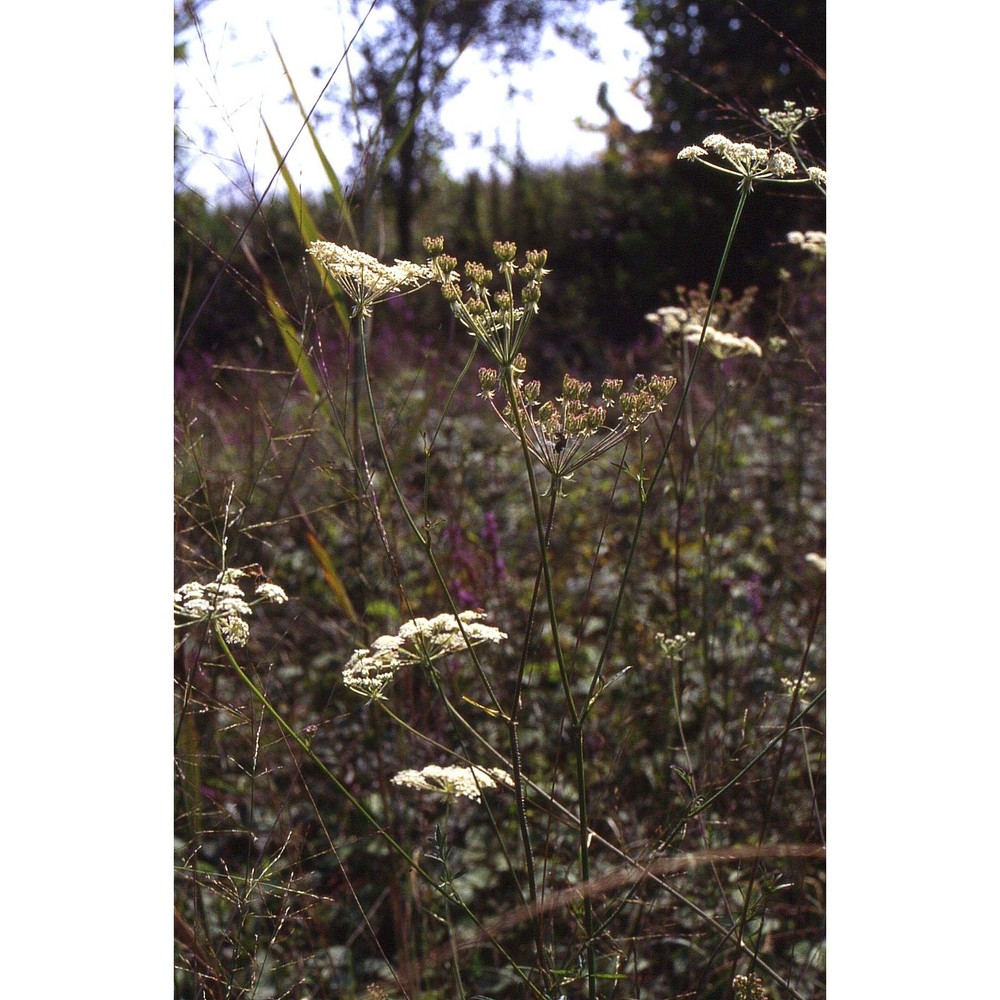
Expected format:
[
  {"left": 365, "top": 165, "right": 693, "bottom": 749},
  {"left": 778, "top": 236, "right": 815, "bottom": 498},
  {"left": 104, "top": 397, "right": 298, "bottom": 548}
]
[{"left": 175, "top": 1, "right": 825, "bottom": 996}]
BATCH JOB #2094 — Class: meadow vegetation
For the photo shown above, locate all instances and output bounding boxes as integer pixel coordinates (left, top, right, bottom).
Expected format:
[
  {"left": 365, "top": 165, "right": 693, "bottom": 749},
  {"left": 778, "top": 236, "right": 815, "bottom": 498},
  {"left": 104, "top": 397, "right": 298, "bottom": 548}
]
[{"left": 174, "top": 6, "right": 825, "bottom": 997}]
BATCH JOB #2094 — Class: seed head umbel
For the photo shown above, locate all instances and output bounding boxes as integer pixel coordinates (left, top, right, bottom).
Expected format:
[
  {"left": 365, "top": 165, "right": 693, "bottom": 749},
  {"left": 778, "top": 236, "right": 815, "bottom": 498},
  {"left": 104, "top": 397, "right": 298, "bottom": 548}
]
[
  {"left": 421, "top": 236, "right": 549, "bottom": 366},
  {"left": 490, "top": 362, "right": 677, "bottom": 480}
]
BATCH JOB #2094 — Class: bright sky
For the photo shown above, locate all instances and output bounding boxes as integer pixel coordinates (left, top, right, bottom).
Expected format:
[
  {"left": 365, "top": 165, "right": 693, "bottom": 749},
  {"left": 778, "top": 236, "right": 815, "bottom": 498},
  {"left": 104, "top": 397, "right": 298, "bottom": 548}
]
[{"left": 175, "top": 0, "right": 651, "bottom": 200}]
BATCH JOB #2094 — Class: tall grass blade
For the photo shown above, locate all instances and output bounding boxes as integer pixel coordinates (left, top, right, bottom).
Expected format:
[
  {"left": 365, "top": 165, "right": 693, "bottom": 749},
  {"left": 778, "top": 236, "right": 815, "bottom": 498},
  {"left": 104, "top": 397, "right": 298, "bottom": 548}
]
[
  {"left": 242, "top": 243, "right": 323, "bottom": 400},
  {"left": 270, "top": 35, "right": 359, "bottom": 247},
  {"left": 261, "top": 119, "right": 352, "bottom": 327},
  {"left": 305, "top": 528, "right": 361, "bottom": 626}
]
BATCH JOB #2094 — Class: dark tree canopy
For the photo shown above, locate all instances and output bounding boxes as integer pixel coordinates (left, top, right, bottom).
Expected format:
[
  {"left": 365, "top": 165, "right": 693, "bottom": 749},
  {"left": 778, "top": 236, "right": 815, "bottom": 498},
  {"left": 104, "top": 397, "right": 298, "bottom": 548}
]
[{"left": 627, "top": 0, "right": 825, "bottom": 144}]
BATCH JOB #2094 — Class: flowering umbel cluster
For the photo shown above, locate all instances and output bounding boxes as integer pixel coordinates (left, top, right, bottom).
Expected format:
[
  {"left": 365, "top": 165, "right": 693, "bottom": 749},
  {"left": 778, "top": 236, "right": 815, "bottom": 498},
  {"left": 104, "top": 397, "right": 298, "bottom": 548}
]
[
  {"left": 479, "top": 362, "right": 677, "bottom": 479},
  {"left": 732, "top": 973, "right": 768, "bottom": 1000},
  {"left": 787, "top": 230, "right": 827, "bottom": 260},
  {"left": 174, "top": 568, "right": 288, "bottom": 647},
  {"left": 759, "top": 100, "right": 820, "bottom": 142},
  {"left": 342, "top": 611, "right": 507, "bottom": 700},
  {"left": 646, "top": 297, "right": 763, "bottom": 360},
  {"left": 780, "top": 670, "right": 817, "bottom": 696},
  {"left": 678, "top": 133, "right": 798, "bottom": 189},
  {"left": 307, "top": 241, "right": 435, "bottom": 317},
  {"left": 679, "top": 122, "right": 826, "bottom": 194},
  {"left": 422, "top": 236, "right": 549, "bottom": 367},
  {"left": 655, "top": 630, "right": 697, "bottom": 660},
  {"left": 391, "top": 764, "right": 515, "bottom": 803}
]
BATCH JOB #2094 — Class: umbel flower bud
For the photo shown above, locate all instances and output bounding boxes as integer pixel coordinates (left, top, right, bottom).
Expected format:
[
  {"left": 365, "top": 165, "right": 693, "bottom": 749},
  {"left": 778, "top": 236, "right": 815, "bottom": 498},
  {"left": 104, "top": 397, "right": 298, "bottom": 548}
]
[
  {"left": 422, "top": 234, "right": 445, "bottom": 256},
  {"left": 420, "top": 236, "right": 550, "bottom": 367},
  {"left": 493, "top": 240, "right": 517, "bottom": 264}
]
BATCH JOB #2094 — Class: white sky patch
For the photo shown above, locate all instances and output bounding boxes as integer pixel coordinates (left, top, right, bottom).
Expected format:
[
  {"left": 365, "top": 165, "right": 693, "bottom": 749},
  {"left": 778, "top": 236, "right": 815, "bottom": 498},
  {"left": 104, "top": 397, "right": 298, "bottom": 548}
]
[{"left": 175, "top": 0, "right": 650, "bottom": 200}]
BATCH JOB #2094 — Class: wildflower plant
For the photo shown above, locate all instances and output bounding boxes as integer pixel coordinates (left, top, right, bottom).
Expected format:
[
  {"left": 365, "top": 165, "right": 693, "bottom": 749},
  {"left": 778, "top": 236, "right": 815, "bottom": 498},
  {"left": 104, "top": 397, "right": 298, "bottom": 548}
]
[
  {"left": 342, "top": 610, "right": 508, "bottom": 700},
  {"left": 176, "top": 80, "right": 825, "bottom": 998},
  {"left": 678, "top": 134, "right": 799, "bottom": 188},
  {"left": 307, "top": 240, "right": 434, "bottom": 317},
  {"left": 173, "top": 567, "right": 288, "bottom": 646},
  {"left": 391, "top": 764, "right": 515, "bottom": 803},
  {"left": 680, "top": 109, "right": 826, "bottom": 196}
]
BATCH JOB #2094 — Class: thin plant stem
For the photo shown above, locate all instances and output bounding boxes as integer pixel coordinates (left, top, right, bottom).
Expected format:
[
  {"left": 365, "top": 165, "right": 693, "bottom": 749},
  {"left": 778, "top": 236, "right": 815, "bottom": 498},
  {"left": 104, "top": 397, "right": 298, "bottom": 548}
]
[
  {"left": 355, "top": 311, "right": 506, "bottom": 715},
  {"left": 355, "top": 311, "right": 557, "bottom": 991},
  {"left": 505, "top": 484, "right": 561, "bottom": 984},
  {"left": 727, "top": 591, "right": 824, "bottom": 989},
  {"left": 590, "top": 181, "right": 753, "bottom": 708},
  {"left": 498, "top": 363, "right": 599, "bottom": 998},
  {"left": 213, "top": 624, "right": 548, "bottom": 998}
]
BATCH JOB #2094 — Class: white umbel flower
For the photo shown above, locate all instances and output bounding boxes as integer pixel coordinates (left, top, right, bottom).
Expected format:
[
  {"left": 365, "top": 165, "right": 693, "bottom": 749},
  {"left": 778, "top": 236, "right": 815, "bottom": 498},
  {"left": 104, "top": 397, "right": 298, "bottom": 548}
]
[
  {"left": 174, "top": 570, "right": 288, "bottom": 647},
  {"left": 255, "top": 582, "right": 288, "bottom": 604},
  {"left": 308, "top": 241, "right": 434, "bottom": 317},
  {"left": 684, "top": 326, "right": 763, "bottom": 359},
  {"left": 341, "top": 611, "right": 507, "bottom": 700},
  {"left": 787, "top": 231, "right": 827, "bottom": 259},
  {"left": 679, "top": 131, "right": 824, "bottom": 191},
  {"left": 396, "top": 611, "right": 507, "bottom": 657},
  {"left": 342, "top": 635, "right": 407, "bottom": 699},
  {"left": 391, "top": 764, "right": 515, "bottom": 802}
]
